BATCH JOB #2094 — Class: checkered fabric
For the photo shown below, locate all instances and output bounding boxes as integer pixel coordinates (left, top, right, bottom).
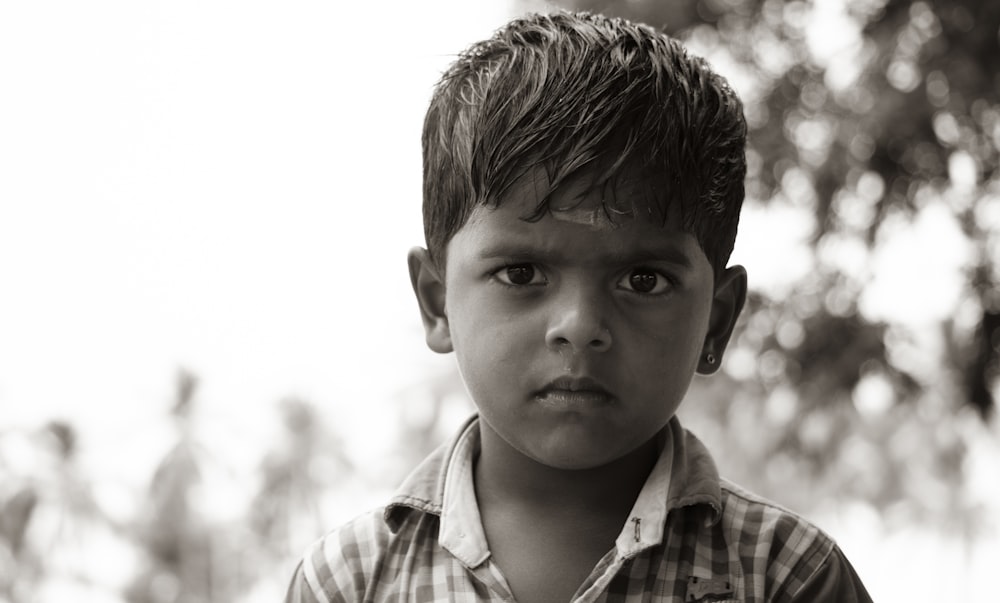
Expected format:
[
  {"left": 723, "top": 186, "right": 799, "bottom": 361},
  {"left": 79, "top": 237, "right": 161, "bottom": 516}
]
[{"left": 286, "top": 416, "right": 872, "bottom": 602}]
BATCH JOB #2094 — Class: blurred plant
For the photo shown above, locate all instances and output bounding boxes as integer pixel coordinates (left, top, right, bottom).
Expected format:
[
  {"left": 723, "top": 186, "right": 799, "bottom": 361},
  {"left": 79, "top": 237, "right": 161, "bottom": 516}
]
[
  {"left": 0, "top": 487, "right": 37, "bottom": 598},
  {"left": 249, "top": 396, "right": 352, "bottom": 566},
  {"left": 0, "top": 420, "right": 130, "bottom": 602},
  {"left": 120, "top": 371, "right": 357, "bottom": 602},
  {"left": 0, "top": 429, "right": 40, "bottom": 601},
  {"left": 523, "top": 0, "right": 1000, "bottom": 529},
  {"left": 0, "top": 368, "right": 435, "bottom": 602},
  {"left": 125, "top": 370, "right": 251, "bottom": 603}
]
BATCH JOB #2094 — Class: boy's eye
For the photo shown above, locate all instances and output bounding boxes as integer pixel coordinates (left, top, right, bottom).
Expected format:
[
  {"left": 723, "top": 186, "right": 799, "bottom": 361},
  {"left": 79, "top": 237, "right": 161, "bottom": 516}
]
[
  {"left": 618, "top": 268, "right": 672, "bottom": 295},
  {"left": 494, "top": 264, "right": 545, "bottom": 286}
]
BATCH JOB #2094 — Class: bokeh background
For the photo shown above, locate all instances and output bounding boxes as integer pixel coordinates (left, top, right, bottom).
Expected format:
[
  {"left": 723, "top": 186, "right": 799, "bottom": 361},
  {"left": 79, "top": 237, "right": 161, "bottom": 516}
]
[{"left": 1, "top": 0, "right": 998, "bottom": 601}]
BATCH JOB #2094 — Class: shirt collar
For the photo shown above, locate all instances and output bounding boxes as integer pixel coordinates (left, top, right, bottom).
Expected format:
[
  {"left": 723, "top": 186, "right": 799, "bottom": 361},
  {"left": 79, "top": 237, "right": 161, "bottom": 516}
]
[
  {"left": 616, "top": 417, "right": 723, "bottom": 557},
  {"left": 384, "top": 415, "right": 721, "bottom": 566}
]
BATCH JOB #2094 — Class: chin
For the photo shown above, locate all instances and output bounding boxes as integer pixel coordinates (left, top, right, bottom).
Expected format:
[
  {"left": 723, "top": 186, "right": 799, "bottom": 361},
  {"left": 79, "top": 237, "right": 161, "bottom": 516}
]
[{"left": 528, "top": 446, "right": 628, "bottom": 471}]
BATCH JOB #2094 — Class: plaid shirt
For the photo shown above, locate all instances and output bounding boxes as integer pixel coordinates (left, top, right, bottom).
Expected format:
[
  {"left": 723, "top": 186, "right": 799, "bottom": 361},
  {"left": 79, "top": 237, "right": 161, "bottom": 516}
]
[{"left": 286, "top": 416, "right": 872, "bottom": 602}]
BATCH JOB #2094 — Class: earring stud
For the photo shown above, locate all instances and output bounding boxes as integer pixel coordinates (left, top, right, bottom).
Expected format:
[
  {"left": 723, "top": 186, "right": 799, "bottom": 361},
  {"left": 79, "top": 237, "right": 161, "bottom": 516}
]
[{"left": 705, "top": 353, "right": 716, "bottom": 365}]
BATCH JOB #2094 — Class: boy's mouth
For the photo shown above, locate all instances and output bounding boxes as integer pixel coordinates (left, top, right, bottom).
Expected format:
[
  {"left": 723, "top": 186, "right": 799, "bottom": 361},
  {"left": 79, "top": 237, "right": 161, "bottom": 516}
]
[{"left": 534, "top": 376, "right": 614, "bottom": 408}]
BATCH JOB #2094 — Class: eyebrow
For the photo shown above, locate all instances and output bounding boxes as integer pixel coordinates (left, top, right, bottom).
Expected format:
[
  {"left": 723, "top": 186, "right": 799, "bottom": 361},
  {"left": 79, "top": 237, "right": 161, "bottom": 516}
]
[{"left": 474, "top": 241, "right": 696, "bottom": 269}]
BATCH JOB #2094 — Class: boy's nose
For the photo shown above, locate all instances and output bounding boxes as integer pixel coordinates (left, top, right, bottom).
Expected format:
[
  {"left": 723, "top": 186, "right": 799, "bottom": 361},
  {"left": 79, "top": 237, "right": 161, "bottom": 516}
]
[{"left": 544, "top": 290, "right": 612, "bottom": 353}]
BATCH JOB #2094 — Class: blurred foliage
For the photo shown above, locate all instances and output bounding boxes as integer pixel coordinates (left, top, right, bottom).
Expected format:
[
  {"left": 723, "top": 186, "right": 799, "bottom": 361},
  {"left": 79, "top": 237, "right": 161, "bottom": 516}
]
[
  {"left": 0, "top": 371, "right": 356, "bottom": 602},
  {"left": 520, "top": 0, "right": 1000, "bottom": 526},
  {"left": 1, "top": 420, "right": 128, "bottom": 601}
]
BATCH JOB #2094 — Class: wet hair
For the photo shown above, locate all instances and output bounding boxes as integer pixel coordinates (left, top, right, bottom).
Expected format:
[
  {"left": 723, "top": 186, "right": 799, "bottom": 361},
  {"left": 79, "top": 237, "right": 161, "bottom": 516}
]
[{"left": 421, "top": 11, "right": 746, "bottom": 275}]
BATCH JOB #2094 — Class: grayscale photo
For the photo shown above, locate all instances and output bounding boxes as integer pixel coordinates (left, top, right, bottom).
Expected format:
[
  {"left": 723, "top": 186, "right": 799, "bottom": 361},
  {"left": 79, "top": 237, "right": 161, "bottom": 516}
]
[{"left": 1, "top": 1, "right": 998, "bottom": 601}]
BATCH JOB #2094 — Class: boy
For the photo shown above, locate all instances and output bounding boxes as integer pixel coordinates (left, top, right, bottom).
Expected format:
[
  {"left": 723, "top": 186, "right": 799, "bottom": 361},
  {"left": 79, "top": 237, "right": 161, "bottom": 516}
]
[{"left": 287, "top": 11, "right": 872, "bottom": 602}]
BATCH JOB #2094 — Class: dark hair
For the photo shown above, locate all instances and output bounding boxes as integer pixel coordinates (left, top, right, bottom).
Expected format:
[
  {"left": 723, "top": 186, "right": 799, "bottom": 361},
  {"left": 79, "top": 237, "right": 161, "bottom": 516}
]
[{"left": 421, "top": 11, "right": 747, "bottom": 275}]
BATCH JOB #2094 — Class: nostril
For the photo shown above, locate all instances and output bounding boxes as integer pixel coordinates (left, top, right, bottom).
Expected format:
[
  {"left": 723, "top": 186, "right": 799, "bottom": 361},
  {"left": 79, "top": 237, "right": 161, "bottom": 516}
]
[{"left": 589, "top": 338, "right": 610, "bottom": 350}]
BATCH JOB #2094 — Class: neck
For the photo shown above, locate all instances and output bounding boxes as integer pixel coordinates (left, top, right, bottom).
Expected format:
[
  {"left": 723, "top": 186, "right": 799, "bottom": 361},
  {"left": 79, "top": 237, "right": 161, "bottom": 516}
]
[{"left": 474, "top": 419, "right": 662, "bottom": 517}]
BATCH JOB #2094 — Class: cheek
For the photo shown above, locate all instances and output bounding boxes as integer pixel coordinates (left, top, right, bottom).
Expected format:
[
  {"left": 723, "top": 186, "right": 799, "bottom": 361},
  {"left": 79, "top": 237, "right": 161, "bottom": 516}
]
[
  {"left": 625, "top": 300, "right": 709, "bottom": 341},
  {"left": 448, "top": 294, "right": 533, "bottom": 366},
  {"left": 620, "top": 311, "right": 708, "bottom": 373},
  {"left": 451, "top": 322, "right": 533, "bottom": 412}
]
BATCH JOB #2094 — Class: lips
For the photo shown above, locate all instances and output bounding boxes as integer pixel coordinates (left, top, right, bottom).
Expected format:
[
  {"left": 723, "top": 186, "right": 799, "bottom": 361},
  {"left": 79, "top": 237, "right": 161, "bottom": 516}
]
[{"left": 534, "top": 376, "right": 614, "bottom": 408}]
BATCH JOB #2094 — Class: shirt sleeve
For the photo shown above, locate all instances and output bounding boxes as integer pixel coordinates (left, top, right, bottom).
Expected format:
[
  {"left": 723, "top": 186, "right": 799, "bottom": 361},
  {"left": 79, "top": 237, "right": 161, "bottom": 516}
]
[
  {"left": 284, "top": 559, "right": 326, "bottom": 603},
  {"left": 284, "top": 518, "right": 382, "bottom": 603},
  {"left": 790, "top": 544, "right": 874, "bottom": 603}
]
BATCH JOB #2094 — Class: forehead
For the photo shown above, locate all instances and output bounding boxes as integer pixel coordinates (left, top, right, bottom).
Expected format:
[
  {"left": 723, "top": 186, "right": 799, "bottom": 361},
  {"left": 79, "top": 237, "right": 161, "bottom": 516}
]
[{"left": 457, "top": 166, "right": 707, "bottom": 266}]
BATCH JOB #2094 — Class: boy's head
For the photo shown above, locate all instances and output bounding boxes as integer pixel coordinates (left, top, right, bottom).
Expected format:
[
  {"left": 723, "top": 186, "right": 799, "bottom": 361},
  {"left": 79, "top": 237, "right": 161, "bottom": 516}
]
[
  {"left": 409, "top": 11, "right": 748, "bottom": 471},
  {"left": 421, "top": 11, "right": 747, "bottom": 276}
]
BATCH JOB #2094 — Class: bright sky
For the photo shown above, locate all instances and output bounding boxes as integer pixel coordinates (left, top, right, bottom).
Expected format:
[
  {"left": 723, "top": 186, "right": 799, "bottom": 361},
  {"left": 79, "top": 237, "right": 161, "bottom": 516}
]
[{"left": 0, "top": 0, "right": 513, "bottom": 477}]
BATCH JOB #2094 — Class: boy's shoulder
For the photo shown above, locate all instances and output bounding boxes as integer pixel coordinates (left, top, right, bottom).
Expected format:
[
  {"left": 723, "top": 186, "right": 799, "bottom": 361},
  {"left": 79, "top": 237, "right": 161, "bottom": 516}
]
[
  {"left": 286, "top": 504, "right": 426, "bottom": 603},
  {"left": 702, "top": 478, "right": 871, "bottom": 601},
  {"left": 715, "top": 478, "right": 838, "bottom": 572},
  {"left": 717, "top": 476, "right": 835, "bottom": 549}
]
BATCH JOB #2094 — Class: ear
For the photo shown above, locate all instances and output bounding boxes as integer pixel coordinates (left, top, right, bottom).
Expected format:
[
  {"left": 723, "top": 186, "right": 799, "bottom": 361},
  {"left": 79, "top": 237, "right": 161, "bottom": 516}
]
[
  {"left": 408, "top": 247, "right": 453, "bottom": 354},
  {"left": 697, "top": 265, "right": 747, "bottom": 375}
]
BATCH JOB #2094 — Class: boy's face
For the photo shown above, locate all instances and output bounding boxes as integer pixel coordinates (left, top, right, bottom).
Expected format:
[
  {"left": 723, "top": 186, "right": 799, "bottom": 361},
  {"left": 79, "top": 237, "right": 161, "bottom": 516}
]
[{"left": 410, "top": 169, "right": 745, "bottom": 471}]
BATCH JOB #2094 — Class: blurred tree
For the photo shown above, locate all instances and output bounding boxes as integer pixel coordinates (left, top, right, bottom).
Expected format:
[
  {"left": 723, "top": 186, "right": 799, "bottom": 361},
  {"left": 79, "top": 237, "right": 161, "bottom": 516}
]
[
  {"left": 0, "top": 461, "right": 37, "bottom": 600},
  {"left": 249, "top": 396, "right": 352, "bottom": 565},
  {"left": 0, "top": 430, "right": 40, "bottom": 601},
  {"left": 126, "top": 370, "right": 249, "bottom": 603},
  {"left": 518, "top": 0, "right": 999, "bottom": 526},
  {"left": 0, "top": 420, "right": 130, "bottom": 601}
]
